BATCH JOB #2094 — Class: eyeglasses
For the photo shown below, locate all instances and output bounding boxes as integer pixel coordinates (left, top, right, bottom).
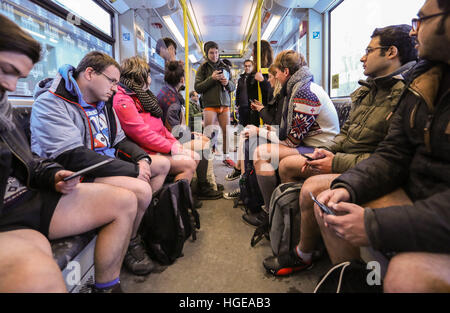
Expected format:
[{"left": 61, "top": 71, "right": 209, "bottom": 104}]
[
  {"left": 99, "top": 72, "right": 119, "bottom": 86},
  {"left": 412, "top": 11, "right": 450, "bottom": 32},
  {"left": 364, "top": 46, "right": 390, "bottom": 56}
]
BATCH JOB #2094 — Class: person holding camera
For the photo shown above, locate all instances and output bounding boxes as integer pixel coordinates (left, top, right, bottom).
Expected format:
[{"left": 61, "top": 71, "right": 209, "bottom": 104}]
[{"left": 195, "top": 41, "right": 236, "bottom": 168}]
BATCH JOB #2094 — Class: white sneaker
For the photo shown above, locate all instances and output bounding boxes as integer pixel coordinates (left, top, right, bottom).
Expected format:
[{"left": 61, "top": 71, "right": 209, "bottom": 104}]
[{"left": 224, "top": 188, "right": 240, "bottom": 200}]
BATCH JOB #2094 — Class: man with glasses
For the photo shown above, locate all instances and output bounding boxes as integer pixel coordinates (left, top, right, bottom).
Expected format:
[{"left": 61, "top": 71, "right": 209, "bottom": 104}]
[
  {"left": 30, "top": 51, "right": 157, "bottom": 276},
  {"left": 263, "top": 24, "right": 417, "bottom": 276},
  {"left": 314, "top": 0, "right": 450, "bottom": 292}
]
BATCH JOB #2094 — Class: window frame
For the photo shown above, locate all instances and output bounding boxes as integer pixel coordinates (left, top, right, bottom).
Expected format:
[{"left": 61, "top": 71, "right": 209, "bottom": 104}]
[{"left": 29, "top": 0, "right": 115, "bottom": 46}]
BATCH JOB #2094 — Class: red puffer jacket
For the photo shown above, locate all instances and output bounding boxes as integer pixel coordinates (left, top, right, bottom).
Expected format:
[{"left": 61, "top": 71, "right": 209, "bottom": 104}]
[{"left": 113, "top": 85, "right": 179, "bottom": 155}]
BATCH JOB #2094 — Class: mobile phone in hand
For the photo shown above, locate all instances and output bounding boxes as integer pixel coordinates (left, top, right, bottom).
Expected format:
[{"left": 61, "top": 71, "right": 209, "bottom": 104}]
[
  {"left": 310, "top": 192, "right": 336, "bottom": 215},
  {"left": 301, "top": 153, "right": 314, "bottom": 161},
  {"left": 63, "top": 159, "right": 113, "bottom": 181}
]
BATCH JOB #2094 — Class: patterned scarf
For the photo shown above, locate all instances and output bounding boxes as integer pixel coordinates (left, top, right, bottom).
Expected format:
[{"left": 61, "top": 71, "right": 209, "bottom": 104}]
[
  {"left": 120, "top": 78, "right": 163, "bottom": 118},
  {"left": 0, "top": 92, "right": 15, "bottom": 133}
]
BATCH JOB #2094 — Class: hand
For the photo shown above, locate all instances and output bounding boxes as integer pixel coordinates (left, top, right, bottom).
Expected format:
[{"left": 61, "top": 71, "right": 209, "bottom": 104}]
[
  {"left": 54, "top": 170, "right": 80, "bottom": 194},
  {"left": 323, "top": 202, "right": 369, "bottom": 246},
  {"left": 254, "top": 71, "right": 264, "bottom": 82},
  {"left": 250, "top": 99, "right": 264, "bottom": 112},
  {"left": 212, "top": 70, "right": 224, "bottom": 81},
  {"left": 315, "top": 188, "right": 351, "bottom": 219},
  {"left": 304, "top": 149, "right": 335, "bottom": 174},
  {"left": 137, "top": 159, "right": 151, "bottom": 183}
]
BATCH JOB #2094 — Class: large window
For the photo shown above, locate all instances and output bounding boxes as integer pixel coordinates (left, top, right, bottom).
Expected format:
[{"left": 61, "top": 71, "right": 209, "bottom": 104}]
[
  {"left": 329, "top": 0, "right": 425, "bottom": 97},
  {"left": 1, "top": 0, "right": 113, "bottom": 97}
]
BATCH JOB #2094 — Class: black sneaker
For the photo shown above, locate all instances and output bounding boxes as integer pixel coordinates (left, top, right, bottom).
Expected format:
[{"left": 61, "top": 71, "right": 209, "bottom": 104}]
[
  {"left": 242, "top": 210, "right": 268, "bottom": 227},
  {"left": 225, "top": 169, "right": 241, "bottom": 181},
  {"left": 91, "top": 283, "right": 123, "bottom": 293},
  {"left": 216, "top": 183, "right": 224, "bottom": 191},
  {"left": 124, "top": 235, "right": 155, "bottom": 276},
  {"left": 197, "top": 183, "right": 223, "bottom": 200},
  {"left": 263, "top": 249, "right": 313, "bottom": 276},
  {"left": 223, "top": 188, "right": 240, "bottom": 200}
]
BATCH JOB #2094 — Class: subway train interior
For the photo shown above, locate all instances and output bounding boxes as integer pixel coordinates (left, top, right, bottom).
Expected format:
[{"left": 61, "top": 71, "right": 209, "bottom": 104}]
[{"left": 2, "top": 0, "right": 449, "bottom": 299}]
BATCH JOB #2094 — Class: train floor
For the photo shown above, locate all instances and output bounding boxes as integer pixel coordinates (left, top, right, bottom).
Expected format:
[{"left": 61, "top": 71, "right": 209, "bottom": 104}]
[{"left": 120, "top": 138, "right": 332, "bottom": 293}]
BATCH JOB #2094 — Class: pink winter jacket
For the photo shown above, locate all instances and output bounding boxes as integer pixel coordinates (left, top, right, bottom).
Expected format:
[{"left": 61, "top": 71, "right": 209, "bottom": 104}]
[{"left": 113, "top": 85, "right": 178, "bottom": 155}]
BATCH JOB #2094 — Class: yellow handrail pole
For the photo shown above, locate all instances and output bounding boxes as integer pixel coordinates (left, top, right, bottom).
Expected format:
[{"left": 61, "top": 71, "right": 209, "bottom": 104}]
[
  {"left": 178, "top": 0, "right": 205, "bottom": 58},
  {"left": 180, "top": 0, "right": 190, "bottom": 127},
  {"left": 257, "top": 0, "right": 263, "bottom": 126}
]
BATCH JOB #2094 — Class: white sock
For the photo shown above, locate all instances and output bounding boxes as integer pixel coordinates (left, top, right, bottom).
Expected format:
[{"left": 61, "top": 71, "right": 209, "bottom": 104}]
[{"left": 295, "top": 245, "right": 312, "bottom": 262}]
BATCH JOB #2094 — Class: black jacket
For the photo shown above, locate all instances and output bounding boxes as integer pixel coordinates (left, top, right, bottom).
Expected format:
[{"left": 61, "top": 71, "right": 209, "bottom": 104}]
[
  {"left": 246, "top": 73, "right": 272, "bottom": 127},
  {"left": 331, "top": 60, "right": 450, "bottom": 254}
]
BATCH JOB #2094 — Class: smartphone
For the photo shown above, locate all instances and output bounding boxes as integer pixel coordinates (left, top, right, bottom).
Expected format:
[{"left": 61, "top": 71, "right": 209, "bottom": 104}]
[
  {"left": 63, "top": 159, "right": 114, "bottom": 181},
  {"left": 301, "top": 153, "right": 314, "bottom": 161},
  {"left": 310, "top": 192, "right": 335, "bottom": 215},
  {"left": 217, "top": 69, "right": 223, "bottom": 74}
]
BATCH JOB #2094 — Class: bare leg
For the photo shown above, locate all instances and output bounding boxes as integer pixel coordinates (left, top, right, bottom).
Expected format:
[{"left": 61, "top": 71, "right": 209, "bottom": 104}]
[
  {"left": 167, "top": 149, "right": 199, "bottom": 182},
  {"left": 93, "top": 176, "right": 152, "bottom": 238},
  {"left": 384, "top": 252, "right": 450, "bottom": 293},
  {"left": 149, "top": 154, "right": 171, "bottom": 193},
  {"left": 279, "top": 154, "right": 312, "bottom": 183},
  {"left": 48, "top": 183, "right": 138, "bottom": 284},
  {"left": 217, "top": 110, "right": 230, "bottom": 155},
  {"left": 315, "top": 188, "right": 412, "bottom": 264},
  {"left": 0, "top": 229, "right": 66, "bottom": 292},
  {"left": 254, "top": 143, "right": 300, "bottom": 176},
  {"left": 298, "top": 174, "right": 340, "bottom": 253}
]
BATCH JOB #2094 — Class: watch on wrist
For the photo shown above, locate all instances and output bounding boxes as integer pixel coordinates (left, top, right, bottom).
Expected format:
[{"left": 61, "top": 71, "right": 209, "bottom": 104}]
[{"left": 140, "top": 157, "right": 151, "bottom": 165}]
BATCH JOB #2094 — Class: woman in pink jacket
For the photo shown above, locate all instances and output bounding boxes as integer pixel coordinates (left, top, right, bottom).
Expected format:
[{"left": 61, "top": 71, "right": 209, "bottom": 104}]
[{"left": 112, "top": 57, "right": 198, "bottom": 187}]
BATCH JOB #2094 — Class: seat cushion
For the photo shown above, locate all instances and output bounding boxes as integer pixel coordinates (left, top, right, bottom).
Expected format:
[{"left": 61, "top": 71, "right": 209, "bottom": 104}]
[
  {"left": 332, "top": 99, "right": 352, "bottom": 128},
  {"left": 51, "top": 231, "right": 96, "bottom": 269}
]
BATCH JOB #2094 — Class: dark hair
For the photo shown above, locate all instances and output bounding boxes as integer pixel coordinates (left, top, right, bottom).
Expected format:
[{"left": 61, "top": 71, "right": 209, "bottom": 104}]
[
  {"left": 165, "top": 60, "right": 184, "bottom": 87},
  {"left": 0, "top": 14, "right": 41, "bottom": 64},
  {"left": 74, "top": 51, "right": 120, "bottom": 79},
  {"left": 156, "top": 37, "right": 177, "bottom": 55},
  {"left": 252, "top": 40, "right": 273, "bottom": 68},
  {"left": 371, "top": 24, "right": 417, "bottom": 65},
  {"left": 204, "top": 41, "right": 219, "bottom": 55},
  {"left": 244, "top": 59, "right": 254, "bottom": 66},
  {"left": 120, "top": 56, "right": 150, "bottom": 87},
  {"left": 437, "top": 0, "right": 450, "bottom": 11}
]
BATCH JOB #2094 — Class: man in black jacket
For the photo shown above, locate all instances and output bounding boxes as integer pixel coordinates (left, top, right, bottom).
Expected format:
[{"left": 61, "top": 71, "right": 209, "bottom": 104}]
[
  {"left": 31, "top": 52, "right": 156, "bottom": 275},
  {"left": 315, "top": 0, "right": 450, "bottom": 292},
  {"left": 236, "top": 59, "right": 254, "bottom": 127},
  {"left": 0, "top": 14, "right": 137, "bottom": 292}
]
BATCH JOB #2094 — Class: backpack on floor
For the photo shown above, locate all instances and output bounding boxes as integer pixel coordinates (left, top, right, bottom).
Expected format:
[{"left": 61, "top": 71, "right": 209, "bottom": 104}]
[
  {"left": 140, "top": 179, "right": 200, "bottom": 265},
  {"left": 251, "top": 182, "right": 303, "bottom": 254},
  {"left": 314, "top": 260, "right": 383, "bottom": 293},
  {"left": 237, "top": 138, "right": 264, "bottom": 214}
]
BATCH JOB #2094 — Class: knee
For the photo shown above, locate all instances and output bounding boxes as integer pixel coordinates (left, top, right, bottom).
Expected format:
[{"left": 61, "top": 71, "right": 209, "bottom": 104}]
[
  {"left": 384, "top": 253, "right": 416, "bottom": 293},
  {"left": 278, "top": 158, "right": 289, "bottom": 181},
  {"left": 133, "top": 179, "right": 152, "bottom": 207},
  {"left": 116, "top": 189, "right": 138, "bottom": 222}
]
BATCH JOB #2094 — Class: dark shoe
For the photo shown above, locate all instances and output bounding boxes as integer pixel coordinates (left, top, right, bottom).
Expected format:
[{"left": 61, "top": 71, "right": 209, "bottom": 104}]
[
  {"left": 216, "top": 183, "right": 224, "bottom": 191},
  {"left": 91, "top": 283, "right": 124, "bottom": 293},
  {"left": 124, "top": 235, "right": 155, "bottom": 276},
  {"left": 242, "top": 210, "right": 268, "bottom": 227},
  {"left": 194, "top": 198, "right": 203, "bottom": 208},
  {"left": 263, "top": 249, "right": 313, "bottom": 276},
  {"left": 225, "top": 168, "right": 241, "bottom": 181},
  {"left": 197, "top": 183, "right": 223, "bottom": 200},
  {"left": 223, "top": 188, "right": 240, "bottom": 200}
]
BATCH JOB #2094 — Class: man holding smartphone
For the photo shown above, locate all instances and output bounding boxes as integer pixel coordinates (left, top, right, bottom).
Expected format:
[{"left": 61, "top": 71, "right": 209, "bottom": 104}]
[
  {"left": 315, "top": 0, "right": 450, "bottom": 292},
  {"left": 264, "top": 24, "right": 418, "bottom": 276}
]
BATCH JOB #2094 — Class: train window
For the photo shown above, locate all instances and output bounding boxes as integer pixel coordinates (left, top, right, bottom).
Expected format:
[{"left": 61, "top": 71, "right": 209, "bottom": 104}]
[
  {"left": 0, "top": 0, "right": 113, "bottom": 97},
  {"left": 329, "top": 0, "right": 425, "bottom": 97}
]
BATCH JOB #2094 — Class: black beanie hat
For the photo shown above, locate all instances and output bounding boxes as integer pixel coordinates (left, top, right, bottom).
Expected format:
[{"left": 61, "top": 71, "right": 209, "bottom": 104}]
[{"left": 204, "top": 41, "right": 219, "bottom": 55}]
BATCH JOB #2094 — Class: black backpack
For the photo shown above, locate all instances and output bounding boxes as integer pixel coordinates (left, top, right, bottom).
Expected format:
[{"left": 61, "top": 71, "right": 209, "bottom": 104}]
[
  {"left": 140, "top": 179, "right": 200, "bottom": 265},
  {"left": 236, "top": 138, "right": 264, "bottom": 214}
]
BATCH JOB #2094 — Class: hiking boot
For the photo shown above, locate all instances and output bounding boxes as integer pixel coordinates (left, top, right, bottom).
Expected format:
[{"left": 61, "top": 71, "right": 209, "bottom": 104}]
[
  {"left": 242, "top": 210, "right": 268, "bottom": 227},
  {"left": 225, "top": 168, "right": 241, "bottom": 181},
  {"left": 223, "top": 157, "right": 236, "bottom": 168},
  {"left": 263, "top": 249, "right": 313, "bottom": 276},
  {"left": 197, "top": 183, "right": 223, "bottom": 200},
  {"left": 124, "top": 235, "right": 155, "bottom": 276},
  {"left": 223, "top": 188, "right": 240, "bottom": 200},
  {"left": 90, "top": 283, "right": 124, "bottom": 293}
]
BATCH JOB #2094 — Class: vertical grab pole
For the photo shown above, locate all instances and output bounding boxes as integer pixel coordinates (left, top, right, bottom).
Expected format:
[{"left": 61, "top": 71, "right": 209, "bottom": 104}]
[
  {"left": 257, "top": 0, "right": 263, "bottom": 126},
  {"left": 181, "top": 0, "right": 190, "bottom": 127}
]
